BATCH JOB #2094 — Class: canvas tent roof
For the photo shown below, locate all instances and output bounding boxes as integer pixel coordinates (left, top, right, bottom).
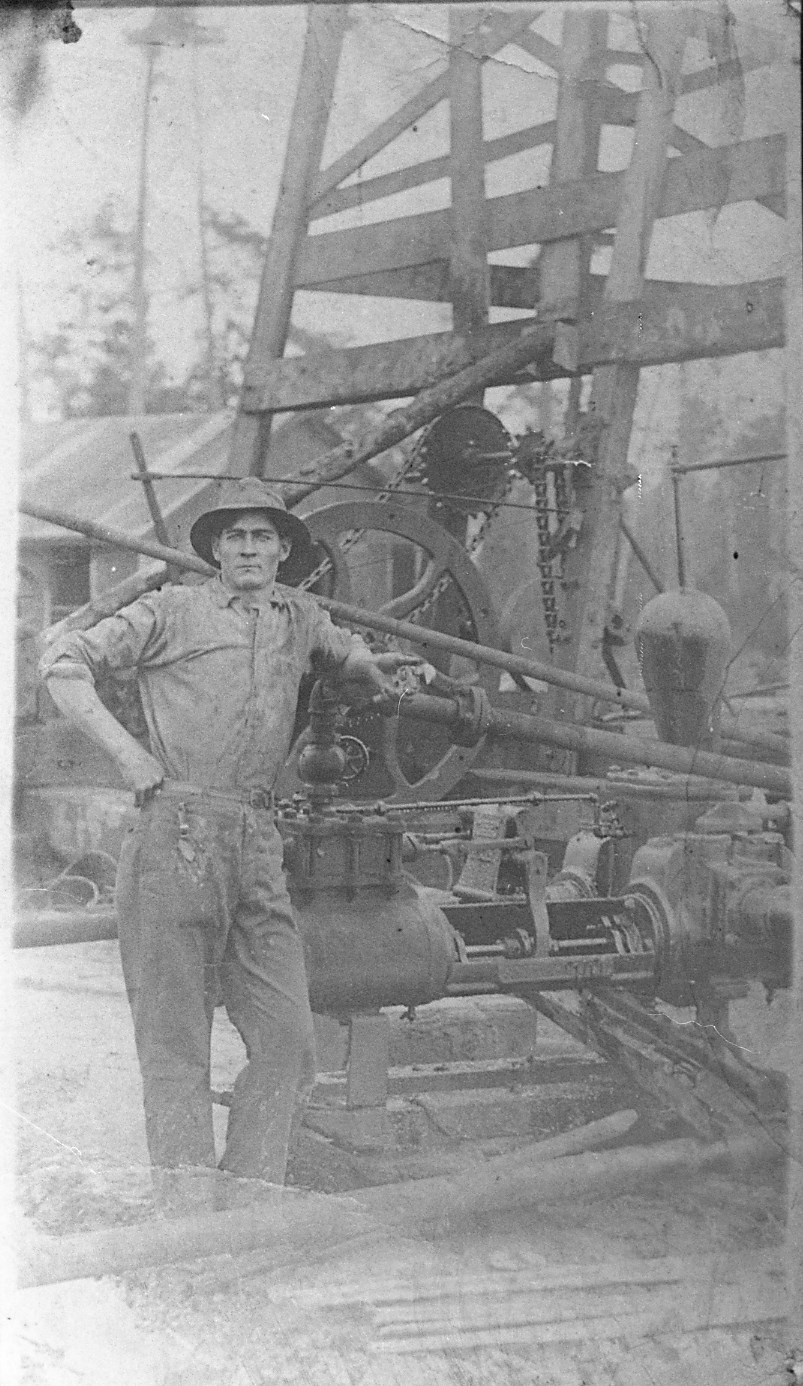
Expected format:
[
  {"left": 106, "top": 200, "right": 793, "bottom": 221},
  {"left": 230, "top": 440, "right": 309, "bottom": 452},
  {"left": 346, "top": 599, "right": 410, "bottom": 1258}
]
[{"left": 18, "top": 410, "right": 386, "bottom": 551}]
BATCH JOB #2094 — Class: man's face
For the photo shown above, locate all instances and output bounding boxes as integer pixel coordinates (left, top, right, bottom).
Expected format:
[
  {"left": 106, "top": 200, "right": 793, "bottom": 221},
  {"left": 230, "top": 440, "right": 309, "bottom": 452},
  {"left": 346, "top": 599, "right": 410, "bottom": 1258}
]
[{"left": 212, "top": 510, "right": 292, "bottom": 593}]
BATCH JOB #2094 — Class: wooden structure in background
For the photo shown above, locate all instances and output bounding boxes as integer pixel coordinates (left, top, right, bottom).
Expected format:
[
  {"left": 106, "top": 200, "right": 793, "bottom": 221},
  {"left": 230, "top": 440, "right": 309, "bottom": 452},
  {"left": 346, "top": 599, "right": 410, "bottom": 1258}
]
[{"left": 227, "top": 4, "right": 787, "bottom": 718}]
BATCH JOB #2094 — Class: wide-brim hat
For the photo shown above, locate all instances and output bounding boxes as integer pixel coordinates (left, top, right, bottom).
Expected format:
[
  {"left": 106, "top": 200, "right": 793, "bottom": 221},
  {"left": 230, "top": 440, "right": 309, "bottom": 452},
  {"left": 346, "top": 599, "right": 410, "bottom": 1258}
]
[{"left": 190, "top": 478, "right": 314, "bottom": 585}]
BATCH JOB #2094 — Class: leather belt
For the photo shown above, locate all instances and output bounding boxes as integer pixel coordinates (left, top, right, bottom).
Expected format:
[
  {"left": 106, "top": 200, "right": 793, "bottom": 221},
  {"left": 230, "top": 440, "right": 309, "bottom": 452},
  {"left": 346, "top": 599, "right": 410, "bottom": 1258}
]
[{"left": 135, "top": 780, "right": 274, "bottom": 811}]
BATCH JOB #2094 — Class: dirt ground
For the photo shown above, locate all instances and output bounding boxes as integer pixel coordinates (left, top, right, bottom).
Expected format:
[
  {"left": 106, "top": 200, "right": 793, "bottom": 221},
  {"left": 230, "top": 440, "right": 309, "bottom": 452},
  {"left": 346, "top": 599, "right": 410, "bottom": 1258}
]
[{"left": 7, "top": 937, "right": 797, "bottom": 1386}]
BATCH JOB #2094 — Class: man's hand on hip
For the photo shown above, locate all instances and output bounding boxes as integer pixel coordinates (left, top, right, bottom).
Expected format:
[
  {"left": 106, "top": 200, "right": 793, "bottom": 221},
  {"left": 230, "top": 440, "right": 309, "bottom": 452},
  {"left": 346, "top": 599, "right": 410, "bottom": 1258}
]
[
  {"left": 44, "top": 675, "right": 165, "bottom": 796},
  {"left": 116, "top": 744, "right": 165, "bottom": 796}
]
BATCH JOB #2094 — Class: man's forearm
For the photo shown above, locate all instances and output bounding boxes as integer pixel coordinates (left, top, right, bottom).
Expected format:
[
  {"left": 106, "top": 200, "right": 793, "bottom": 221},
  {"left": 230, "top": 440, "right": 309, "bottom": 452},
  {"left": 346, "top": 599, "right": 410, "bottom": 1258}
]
[{"left": 44, "top": 677, "right": 163, "bottom": 791}]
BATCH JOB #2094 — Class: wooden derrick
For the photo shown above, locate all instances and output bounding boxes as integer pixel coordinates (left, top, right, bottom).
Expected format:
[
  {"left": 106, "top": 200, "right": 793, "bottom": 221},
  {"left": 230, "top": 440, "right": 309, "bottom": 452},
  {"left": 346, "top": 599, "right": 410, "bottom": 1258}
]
[{"left": 227, "top": 7, "right": 348, "bottom": 479}]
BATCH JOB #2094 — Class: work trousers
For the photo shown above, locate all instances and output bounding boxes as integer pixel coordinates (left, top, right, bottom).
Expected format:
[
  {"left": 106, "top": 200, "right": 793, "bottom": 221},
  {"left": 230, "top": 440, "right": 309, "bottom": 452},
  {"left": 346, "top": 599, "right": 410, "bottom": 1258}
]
[{"left": 116, "top": 784, "right": 316, "bottom": 1184}]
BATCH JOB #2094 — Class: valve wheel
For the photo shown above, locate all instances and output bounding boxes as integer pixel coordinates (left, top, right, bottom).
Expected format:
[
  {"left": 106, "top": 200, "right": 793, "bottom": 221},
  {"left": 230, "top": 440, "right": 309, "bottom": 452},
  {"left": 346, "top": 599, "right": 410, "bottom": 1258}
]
[
  {"left": 279, "top": 499, "right": 502, "bottom": 803},
  {"left": 338, "top": 735, "right": 370, "bottom": 783}
]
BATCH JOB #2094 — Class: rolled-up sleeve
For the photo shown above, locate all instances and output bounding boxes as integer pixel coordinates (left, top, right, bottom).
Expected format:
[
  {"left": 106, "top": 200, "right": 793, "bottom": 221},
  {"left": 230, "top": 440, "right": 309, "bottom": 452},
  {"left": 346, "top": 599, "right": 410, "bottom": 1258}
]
[
  {"left": 39, "top": 596, "right": 165, "bottom": 687},
  {"left": 307, "top": 604, "right": 371, "bottom": 674}
]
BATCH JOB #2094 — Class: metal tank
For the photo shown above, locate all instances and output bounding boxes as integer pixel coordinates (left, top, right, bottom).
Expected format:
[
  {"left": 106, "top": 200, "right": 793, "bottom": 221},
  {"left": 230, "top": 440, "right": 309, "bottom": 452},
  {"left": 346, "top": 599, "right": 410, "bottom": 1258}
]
[{"left": 635, "top": 588, "right": 731, "bottom": 750}]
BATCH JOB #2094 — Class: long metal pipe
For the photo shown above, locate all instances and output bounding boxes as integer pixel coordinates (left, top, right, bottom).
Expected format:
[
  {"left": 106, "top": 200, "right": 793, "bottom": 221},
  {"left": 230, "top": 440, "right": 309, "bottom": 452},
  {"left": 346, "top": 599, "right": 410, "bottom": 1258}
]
[
  {"left": 394, "top": 692, "right": 791, "bottom": 797},
  {"left": 21, "top": 501, "right": 787, "bottom": 760},
  {"left": 671, "top": 450, "right": 786, "bottom": 475},
  {"left": 468, "top": 767, "right": 791, "bottom": 823}
]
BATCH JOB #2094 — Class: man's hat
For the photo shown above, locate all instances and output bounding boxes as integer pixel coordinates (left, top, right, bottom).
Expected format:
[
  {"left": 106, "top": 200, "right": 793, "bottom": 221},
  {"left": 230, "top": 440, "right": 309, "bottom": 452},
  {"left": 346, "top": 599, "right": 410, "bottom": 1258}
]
[{"left": 190, "top": 478, "right": 314, "bottom": 585}]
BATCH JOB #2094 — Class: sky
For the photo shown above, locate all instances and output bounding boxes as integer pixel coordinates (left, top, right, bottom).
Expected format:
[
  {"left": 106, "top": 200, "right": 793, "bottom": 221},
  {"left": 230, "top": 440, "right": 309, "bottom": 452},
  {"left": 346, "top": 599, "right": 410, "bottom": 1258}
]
[{"left": 10, "top": 1, "right": 794, "bottom": 474}]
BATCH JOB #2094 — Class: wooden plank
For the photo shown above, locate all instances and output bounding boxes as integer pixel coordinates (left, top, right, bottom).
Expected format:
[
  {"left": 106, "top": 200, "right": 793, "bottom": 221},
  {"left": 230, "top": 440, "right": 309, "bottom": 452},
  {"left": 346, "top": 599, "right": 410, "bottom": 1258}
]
[
  {"left": 448, "top": 8, "right": 489, "bottom": 348},
  {"left": 251, "top": 277, "right": 784, "bottom": 410},
  {"left": 607, "top": 38, "right": 779, "bottom": 88},
  {"left": 601, "top": 83, "right": 785, "bottom": 217},
  {"left": 294, "top": 134, "right": 785, "bottom": 287},
  {"left": 560, "top": 11, "right": 690, "bottom": 706},
  {"left": 539, "top": 10, "right": 608, "bottom": 312},
  {"left": 306, "top": 264, "right": 622, "bottom": 309},
  {"left": 783, "top": 16, "right": 803, "bottom": 1353},
  {"left": 309, "top": 121, "right": 556, "bottom": 221},
  {"left": 228, "top": 7, "right": 347, "bottom": 477},
  {"left": 307, "top": 7, "right": 547, "bottom": 206},
  {"left": 513, "top": 27, "right": 562, "bottom": 73},
  {"left": 535, "top": 9, "right": 609, "bottom": 767}
]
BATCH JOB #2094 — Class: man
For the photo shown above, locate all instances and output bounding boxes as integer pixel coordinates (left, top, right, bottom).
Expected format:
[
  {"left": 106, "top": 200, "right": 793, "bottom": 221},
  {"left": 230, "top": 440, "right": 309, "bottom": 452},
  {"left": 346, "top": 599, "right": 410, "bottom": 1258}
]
[{"left": 40, "top": 478, "right": 411, "bottom": 1211}]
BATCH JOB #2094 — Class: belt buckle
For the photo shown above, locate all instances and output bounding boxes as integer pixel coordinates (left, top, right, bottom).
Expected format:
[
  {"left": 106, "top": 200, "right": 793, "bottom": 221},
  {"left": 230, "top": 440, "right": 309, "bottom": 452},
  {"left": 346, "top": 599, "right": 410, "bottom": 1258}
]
[{"left": 248, "top": 788, "right": 272, "bottom": 811}]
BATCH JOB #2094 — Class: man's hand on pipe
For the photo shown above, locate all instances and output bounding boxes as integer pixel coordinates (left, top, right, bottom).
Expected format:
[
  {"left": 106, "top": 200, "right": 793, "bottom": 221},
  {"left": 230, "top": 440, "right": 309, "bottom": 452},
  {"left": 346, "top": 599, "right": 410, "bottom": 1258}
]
[{"left": 337, "top": 649, "right": 423, "bottom": 702}]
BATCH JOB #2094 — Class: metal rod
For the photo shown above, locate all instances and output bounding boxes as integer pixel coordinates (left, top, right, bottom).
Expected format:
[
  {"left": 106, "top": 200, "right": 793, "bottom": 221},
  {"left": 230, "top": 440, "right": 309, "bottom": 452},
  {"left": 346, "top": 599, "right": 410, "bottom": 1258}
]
[
  {"left": 671, "top": 450, "right": 786, "bottom": 475},
  {"left": 670, "top": 468, "right": 687, "bottom": 588},
  {"left": 130, "top": 473, "right": 568, "bottom": 517},
  {"left": 467, "top": 767, "right": 792, "bottom": 818},
  {"left": 394, "top": 691, "right": 791, "bottom": 796},
  {"left": 129, "top": 432, "right": 172, "bottom": 549},
  {"left": 21, "top": 501, "right": 214, "bottom": 577},
  {"left": 619, "top": 518, "right": 664, "bottom": 593},
  {"left": 331, "top": 793, "right": 598, "bottom": 814}
]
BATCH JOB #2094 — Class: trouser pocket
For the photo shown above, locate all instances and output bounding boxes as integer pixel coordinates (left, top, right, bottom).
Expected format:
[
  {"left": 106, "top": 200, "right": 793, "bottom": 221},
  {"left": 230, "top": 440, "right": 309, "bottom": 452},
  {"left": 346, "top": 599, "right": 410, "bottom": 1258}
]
[{"left": 138, "top": 797, "right": 236, "bottom": 932}]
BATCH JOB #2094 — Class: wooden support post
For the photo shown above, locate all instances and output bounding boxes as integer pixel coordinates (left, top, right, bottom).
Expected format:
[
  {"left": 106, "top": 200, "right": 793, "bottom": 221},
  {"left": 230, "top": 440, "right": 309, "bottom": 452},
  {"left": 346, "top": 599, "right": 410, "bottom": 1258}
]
[
  {"left": 538, "top": 8, "right": 608, "bottom": 316},
  {"left": 556, "top": 12, "right": 690, "bottom": 727},
  {"left": 448, "top": 9, "right": 490, "bottom": 368},
  {"left": 783, "top": 11, "right": 803, "bottom": 1359},
  {"left": 342, "top": 1012, "right": 391, "bottom": 1149},
  {"left": 528, "top": 7, "right": 608, "bottom": 768},
  {"left": 228, "top": 6, "right": 347, "bottom": 479}
]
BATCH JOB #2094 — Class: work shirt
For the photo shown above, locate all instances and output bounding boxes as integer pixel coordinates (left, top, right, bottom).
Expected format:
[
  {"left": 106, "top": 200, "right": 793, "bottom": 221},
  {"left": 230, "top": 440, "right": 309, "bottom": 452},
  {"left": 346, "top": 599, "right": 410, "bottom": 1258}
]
[{"left": 39, "top": 577, "right": 368, "bottom": 792}]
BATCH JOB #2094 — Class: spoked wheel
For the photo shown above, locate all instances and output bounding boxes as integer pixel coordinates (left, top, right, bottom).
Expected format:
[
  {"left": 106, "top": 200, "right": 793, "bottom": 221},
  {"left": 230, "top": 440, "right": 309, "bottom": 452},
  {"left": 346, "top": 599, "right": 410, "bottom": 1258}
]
[{"left": 277, "top": 499, "right": 502, "bottom": 803}]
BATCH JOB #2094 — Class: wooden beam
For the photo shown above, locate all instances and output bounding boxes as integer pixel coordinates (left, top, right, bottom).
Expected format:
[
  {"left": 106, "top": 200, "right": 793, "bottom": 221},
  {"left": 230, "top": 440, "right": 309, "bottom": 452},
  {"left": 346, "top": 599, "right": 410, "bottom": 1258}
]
[
  {"left": 513, "top": 28, "right": 562, "bottom": 73},
  {"left": 539, "top": 10, "right": 608, "bottom": 313},
  {"left": 307, "top": 263, "right": 680, "bottom": 309},
  {"left": 783, "top": 14, "right": 803, "bottom": 1352},
  {"left": 250, "top": 277, "right": 783, "bottom": 411},
  {"left": 535, "top": 8, "right": 609, "bottom": 764},
  {"left": 292, "top": 134, "right": 785, "bottom": 289},
  {"left": 561, "top": 11, "right": 690, "bottom": 705},
  {"left": 307, "top": 7, "right": 546, "bottom": 208},
  {"left": 309, "top": 121, "right": 556, "bottom": 222},
  {"left": 228, "top": 7, "right": 347, "bottom": 477},
  {"left": 448, "top": 8, "right": 490, "bottom": 356},
  {"left": 600, "top": 84, "right": 784, "bottom": 218}
]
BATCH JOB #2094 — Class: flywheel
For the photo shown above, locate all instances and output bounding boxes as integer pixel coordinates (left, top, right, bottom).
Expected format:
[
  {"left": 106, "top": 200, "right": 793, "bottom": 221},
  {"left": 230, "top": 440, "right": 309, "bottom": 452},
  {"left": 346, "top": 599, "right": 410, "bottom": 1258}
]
[{"left": 277, "top": 499, "right": 502, "bottom": 803}]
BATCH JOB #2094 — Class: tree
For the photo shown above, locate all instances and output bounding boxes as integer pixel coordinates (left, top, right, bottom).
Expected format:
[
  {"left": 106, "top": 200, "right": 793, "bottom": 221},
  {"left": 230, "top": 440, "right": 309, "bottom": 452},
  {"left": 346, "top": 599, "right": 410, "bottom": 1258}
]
[{"left": 27, "top": 199, "right": 171, "bottom": 418}]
